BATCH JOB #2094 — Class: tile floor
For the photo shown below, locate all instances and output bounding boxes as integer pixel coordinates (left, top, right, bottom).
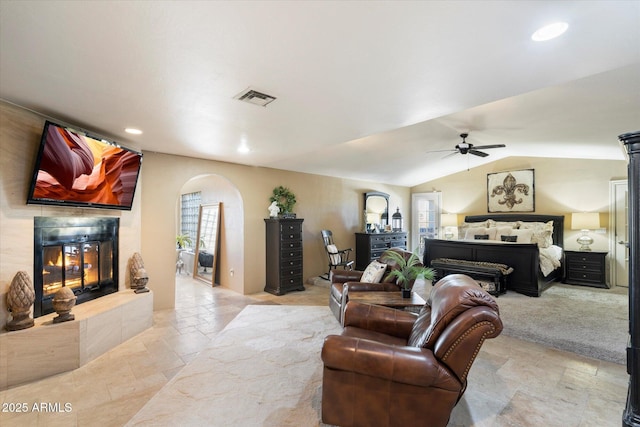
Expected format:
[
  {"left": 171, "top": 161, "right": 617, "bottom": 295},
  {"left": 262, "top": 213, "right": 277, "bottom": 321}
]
[{"left": 0, "top": 276, "right": 629, "bottom": 426}]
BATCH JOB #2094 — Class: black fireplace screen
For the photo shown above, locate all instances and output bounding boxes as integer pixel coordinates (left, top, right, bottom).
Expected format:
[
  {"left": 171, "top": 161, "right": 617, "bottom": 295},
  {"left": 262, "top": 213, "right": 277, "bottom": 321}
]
[{"left": 34, "top": 217, "right": 119, "bottom": 318}]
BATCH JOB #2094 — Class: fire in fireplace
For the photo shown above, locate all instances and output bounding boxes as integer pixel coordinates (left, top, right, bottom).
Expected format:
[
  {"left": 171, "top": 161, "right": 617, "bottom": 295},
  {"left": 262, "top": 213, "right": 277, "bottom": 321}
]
[{"left": 34, "top": 217, "right": 119, "bottom": 318}]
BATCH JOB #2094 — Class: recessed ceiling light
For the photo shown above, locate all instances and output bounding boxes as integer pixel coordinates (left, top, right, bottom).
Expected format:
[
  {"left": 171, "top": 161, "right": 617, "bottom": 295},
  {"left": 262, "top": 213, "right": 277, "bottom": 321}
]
[
  {"left": 531, "top": 22, "right": 569, "bottom": 41},
  {"left": 125, "top": 128, "right": 143, "bottom": 135},
  {"left": 238, "top": 144, "right": 250, "bottom": 154}
]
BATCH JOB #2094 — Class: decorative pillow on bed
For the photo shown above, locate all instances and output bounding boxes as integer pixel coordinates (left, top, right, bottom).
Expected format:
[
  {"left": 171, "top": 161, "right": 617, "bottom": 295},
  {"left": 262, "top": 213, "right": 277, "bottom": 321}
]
[
  {"left": 361, "top": 261, "right": 387, "bottom": 283},
  {"left": 459, "top": 221, "right": 489, "bottom": 237},
  {"left": 501, "top": 235, "right": 518, "bottom": 242},
  {"left": 492, "top": 226, "right": 514, "bottom": 240},
  {"left": 519, "top": 221, "right": 554, "bottom": 248},
  {"left": 487, "top": 219, "right": 520, "bottom": 229},
  {"left": 464, "top": 227, "right": 496, "bottom": 240},
  {"left": 509, "top": 228, "right": 534, "bottom": 243}
]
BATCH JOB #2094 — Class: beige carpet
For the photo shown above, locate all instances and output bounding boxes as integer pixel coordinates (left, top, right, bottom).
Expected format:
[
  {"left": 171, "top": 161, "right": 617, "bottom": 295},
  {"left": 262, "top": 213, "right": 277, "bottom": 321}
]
[
  {"left": 126, "top": 305, "right": 341, "bottom": 426},
  {"left": 489, "top": 284, "right": 628, "bottom": 364}
]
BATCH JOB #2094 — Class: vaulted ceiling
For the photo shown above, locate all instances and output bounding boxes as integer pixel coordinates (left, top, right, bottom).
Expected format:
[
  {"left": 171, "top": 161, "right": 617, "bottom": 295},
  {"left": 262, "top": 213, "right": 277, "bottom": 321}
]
[{"left": 1, "top": 1, "right": 638, "bottom": 186}]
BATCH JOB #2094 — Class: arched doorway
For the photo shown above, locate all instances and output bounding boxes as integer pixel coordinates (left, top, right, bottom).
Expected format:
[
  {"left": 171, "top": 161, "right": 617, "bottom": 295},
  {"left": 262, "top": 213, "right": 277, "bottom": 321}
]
[{"left": 175, "top": 174, "right": 244, "bottom": 295}]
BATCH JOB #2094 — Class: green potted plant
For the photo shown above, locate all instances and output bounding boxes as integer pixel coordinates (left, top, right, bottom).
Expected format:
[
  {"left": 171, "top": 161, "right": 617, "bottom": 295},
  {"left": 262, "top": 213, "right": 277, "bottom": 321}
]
[
  {"left": 269, "top": 186, "right": 296, "bottom": 217},
  {"left": 383, "top": 249, "right": 435, "bottom": 298},
  {"left": 176, "top": 233, "right": 192, "bottom": 250}
]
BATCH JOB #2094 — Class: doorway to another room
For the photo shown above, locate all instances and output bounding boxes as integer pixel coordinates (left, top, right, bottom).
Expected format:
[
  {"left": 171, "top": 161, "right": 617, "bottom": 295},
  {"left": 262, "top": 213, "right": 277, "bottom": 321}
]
[
  {"left": 610, "top": 179, "right": 629, "bottom": 288},
  {"left": 176, "top": 174, "right": 244, "bottom": 296}
]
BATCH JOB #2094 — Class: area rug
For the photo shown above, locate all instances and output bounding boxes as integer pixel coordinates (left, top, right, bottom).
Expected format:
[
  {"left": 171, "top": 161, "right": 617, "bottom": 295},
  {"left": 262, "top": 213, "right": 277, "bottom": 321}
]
[
  {"left": 495, "top": 284, "right": 628, "bottom": 364},
  {"left": 126, "top": 305, "right": 341, "bottom": 426}
]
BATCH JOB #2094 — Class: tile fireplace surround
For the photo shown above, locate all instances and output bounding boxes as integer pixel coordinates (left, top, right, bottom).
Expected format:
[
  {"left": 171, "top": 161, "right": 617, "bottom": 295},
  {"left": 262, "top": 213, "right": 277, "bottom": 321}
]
[{"left": 0, "top": 290, "right": 153, "bottom": 390}]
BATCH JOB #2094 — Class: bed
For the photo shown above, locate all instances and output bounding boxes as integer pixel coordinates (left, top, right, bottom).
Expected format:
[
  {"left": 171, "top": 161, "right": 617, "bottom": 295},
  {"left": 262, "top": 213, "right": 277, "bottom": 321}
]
[{"left": 422, "top": 214, "right": 564, "bottom": 297}]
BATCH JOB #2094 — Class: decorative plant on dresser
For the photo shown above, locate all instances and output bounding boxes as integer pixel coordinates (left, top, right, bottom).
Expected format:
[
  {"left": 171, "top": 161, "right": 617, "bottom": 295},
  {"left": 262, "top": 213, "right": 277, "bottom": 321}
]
[{"left": 269, "top": 186, "right": 297, "bottom": 218}]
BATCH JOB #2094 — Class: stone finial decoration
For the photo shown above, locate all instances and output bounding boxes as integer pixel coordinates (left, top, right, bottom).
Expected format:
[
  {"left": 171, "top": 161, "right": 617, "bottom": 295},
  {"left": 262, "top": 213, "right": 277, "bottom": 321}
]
[
  {"left": 52, "top": 286, "right": 76, "bottom": 323},
  {"left": 6, "top": 271, "right": 36, "bottom": 331},
  {"left": 129, "top": 252, "right": 150, "bottom": 294}
]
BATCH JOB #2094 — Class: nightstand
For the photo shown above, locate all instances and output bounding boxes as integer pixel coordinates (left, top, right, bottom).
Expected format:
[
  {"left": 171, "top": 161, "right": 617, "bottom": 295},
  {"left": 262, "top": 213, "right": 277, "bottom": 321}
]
[{"left": 563, "top": 250, "right": 608, "bottom": 288}]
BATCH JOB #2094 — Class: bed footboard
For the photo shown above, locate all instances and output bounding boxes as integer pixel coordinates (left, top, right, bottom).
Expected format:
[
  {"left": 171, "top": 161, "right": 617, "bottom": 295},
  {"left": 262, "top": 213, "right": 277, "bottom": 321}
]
[{"left": 423, "top": 239, "right": 556, "bottom": 297}]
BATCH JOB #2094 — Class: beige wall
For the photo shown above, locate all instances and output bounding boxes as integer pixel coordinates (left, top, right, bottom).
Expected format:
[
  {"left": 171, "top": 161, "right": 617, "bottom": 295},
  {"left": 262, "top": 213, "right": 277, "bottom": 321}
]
[
  {"left": 412, "top": 157, "right": 627, "bottom": 252},
  {"left": 141, "top": 151, "right": 410, "bottom": 309},
  {"left": 0, "top": 102, "right": 142, "bottom": 327}
]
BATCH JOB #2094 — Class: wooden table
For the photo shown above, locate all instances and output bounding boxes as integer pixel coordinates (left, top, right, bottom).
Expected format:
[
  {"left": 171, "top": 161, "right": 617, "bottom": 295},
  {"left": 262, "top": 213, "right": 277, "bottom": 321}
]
[{"left": 347, "top": 291, "right": 426, "bottom": 311}]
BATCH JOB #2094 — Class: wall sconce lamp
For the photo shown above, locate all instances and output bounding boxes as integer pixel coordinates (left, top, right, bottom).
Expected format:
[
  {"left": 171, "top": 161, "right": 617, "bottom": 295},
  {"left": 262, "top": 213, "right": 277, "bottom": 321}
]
[
  {"left": 441, "top": 213, "right": 459, "bottom": 240},
  {"left": 571, "top": 212, "right": 600, "bottom": 251}
]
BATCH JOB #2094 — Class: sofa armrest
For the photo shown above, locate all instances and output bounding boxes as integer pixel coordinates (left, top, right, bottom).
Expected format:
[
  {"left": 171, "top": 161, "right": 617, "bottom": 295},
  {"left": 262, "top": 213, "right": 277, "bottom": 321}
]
[
  {"left": 321, "top": 335, "right": 458, "bottom": 390},
  {"left": 330, "top": 270, "right": 363, "bottom": 284},
  {"left": 343, "top": 281, "right": 399, "bottom": 292},
  {"left": 343, "top": 301, "right": 416, "bottom": 338}
]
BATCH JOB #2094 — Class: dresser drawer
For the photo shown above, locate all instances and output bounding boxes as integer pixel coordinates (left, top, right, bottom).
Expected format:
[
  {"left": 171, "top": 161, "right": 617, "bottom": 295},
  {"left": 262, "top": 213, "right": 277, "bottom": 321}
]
[
  {"left": 567, "top": 261, "right": 601, "bottom": 272},
  {"left": 566, "top": 270, "right": 604, "bottom": 283},
  {"left": 280, "top": 222, "right": 302, "bottom": 234},
  {"left": 371, "top": 249, "right": 387, "bottom": 259},
  {"left": 281, "top": 248, "right": 302, "bottom": 259},
  {"left": 281, "top": 240, "right": 302, "bottom": 250},
  {"left": 280, "top": 265, "right": 302, "bottom": 276},
  {"left": 370, "top": 236, "right": 388, "bottom": 245},
  {"left": 372, "top": 242, "right": 389, "bottom": 249},
  {"left": 281, "top": 230, "right": 301, "bottom": 241},
  {"left": 279, "top": 275, "right": 303, "bottom": 289}
]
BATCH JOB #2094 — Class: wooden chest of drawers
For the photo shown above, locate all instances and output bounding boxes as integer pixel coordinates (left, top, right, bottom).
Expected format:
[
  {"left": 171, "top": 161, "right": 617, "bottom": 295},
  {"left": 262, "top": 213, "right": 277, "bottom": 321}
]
[
  {"left": 355, "top": 232, "right": 408, "bottom": 271},
  {"left": 563, "top": 250, "right": 608, "bottom": 288},
  {"left": 264, "top": 218, "right": 305, "bottom": 295}
]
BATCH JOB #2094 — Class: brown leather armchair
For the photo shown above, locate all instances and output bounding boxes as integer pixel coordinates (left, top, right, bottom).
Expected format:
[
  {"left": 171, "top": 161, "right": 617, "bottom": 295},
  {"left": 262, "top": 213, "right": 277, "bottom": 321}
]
[
  {"left": 328, "top": 248, "right": 419, "bottom": 323},
  {"left": 321, "top": 274, "right": 503, "bottom": 427}
]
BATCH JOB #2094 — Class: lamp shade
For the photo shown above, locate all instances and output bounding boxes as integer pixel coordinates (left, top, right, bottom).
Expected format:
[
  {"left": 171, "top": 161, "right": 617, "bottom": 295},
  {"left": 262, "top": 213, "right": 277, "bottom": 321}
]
[
  {"left": 571, "top": 212, "right": 600, "bottom": 230},
  {"left": 441, "top": 213, "right": 458, "bottom": 227}
]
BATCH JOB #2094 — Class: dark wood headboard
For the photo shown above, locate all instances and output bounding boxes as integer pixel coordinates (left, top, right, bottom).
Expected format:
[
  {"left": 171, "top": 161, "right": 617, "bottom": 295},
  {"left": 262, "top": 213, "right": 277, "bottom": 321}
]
[{"left": 464, "top": 214, "right": 565, "bottom": 248}]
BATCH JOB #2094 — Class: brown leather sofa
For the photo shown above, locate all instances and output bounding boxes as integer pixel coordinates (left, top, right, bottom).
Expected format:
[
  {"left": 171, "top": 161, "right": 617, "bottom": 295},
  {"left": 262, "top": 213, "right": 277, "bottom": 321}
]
[
  {"left": 321, "top": 274, "right": 503, "bottom": 427},
  {"left": 328, "top": 248, "right": 418, "bottom": 322}
]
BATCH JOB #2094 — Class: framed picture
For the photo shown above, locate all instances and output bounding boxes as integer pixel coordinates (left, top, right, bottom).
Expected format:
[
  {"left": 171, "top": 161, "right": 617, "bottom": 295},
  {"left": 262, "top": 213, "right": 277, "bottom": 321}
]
[{"left": 487, "top": 169, "right": 535, "bottom": 212}]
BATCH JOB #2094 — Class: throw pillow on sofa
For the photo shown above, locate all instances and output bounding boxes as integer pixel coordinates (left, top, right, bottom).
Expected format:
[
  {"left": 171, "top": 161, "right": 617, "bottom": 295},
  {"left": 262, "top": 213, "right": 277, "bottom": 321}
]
[{"left": 361, "top": 261, "right": 387, "bottom": 283}]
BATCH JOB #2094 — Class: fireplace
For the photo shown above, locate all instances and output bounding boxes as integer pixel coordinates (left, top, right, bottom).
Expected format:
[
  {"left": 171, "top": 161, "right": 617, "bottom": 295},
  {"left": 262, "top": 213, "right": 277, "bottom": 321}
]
[{"left": 34, "top": 217, "right": 119, "bottom": 318}]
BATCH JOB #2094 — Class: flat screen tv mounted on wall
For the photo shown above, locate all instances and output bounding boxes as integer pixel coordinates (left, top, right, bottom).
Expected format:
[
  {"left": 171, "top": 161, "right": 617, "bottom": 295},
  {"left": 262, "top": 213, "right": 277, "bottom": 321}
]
[{"left": 27, "top": 120, "right": 143, "bottom": 210}]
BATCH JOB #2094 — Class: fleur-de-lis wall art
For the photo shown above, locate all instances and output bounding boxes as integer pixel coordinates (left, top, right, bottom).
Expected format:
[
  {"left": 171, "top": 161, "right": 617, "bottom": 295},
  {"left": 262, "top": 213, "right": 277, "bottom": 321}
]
[{"left": 487, "top": 169, "right": 535, "bottom": 212}]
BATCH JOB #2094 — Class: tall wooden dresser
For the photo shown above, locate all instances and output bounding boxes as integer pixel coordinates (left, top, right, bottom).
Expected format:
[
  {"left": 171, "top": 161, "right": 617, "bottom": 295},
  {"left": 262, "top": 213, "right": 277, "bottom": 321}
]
[
  {"left": 264, "top": 218, "right": 305, "bottom": 295},
  {"left": 355, "top": 232, "right": 408, "bottom": 271}
]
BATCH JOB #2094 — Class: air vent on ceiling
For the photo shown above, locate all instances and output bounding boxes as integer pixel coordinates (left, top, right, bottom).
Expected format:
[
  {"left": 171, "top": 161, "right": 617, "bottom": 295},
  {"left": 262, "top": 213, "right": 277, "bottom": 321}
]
[{"left": 233, "top": 88, "right": 277, "bottom": 107}]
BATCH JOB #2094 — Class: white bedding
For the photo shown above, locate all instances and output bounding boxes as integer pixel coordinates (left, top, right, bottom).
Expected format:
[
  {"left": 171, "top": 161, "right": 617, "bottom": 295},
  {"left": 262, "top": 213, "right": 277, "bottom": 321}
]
[{"left": 539, "top": 244, "right": 563, "bottom": 276}]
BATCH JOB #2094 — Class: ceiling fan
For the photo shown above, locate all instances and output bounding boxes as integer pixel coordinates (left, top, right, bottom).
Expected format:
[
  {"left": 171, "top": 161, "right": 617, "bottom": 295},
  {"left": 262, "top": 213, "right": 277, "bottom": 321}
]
[{"left": 430, "top": 133, "right": 506, "bottom": 158}]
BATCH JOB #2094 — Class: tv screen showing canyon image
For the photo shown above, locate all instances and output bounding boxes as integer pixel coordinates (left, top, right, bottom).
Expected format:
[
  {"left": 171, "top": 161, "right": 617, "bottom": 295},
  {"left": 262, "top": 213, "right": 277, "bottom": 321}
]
[{"left": 27, "top": 121, "right": 143, "bottom": 210}]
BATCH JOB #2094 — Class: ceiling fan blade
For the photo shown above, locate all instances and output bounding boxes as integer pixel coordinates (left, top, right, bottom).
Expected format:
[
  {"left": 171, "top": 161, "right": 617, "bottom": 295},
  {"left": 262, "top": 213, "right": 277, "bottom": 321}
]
[
  {"left": 442, "top": 151, "right": 459, "bottom": 159},
  {"left": 472, "top": 144, "right": 506, "bottom": 150},
  {"left": 468, "top": 149, "right": 489, "bottom": 157},
  {"left": 426, "top": 148, "right": 457, "bottom": 154}
]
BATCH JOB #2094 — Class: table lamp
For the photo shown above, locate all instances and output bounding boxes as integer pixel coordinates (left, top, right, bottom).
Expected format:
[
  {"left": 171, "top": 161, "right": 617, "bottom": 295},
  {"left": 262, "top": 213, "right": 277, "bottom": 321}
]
[
  {"left": 441, "top": 213, "right": 459, "bottom": 240},
  {"left": 571, "top": 212, "right": 600, "bottom": 251}
]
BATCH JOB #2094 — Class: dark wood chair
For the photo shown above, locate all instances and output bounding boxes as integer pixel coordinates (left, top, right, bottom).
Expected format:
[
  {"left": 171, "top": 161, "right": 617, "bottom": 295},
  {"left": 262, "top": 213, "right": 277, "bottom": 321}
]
[{"left": 321, "top": 229, "right": 354, "bottom": 280}]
